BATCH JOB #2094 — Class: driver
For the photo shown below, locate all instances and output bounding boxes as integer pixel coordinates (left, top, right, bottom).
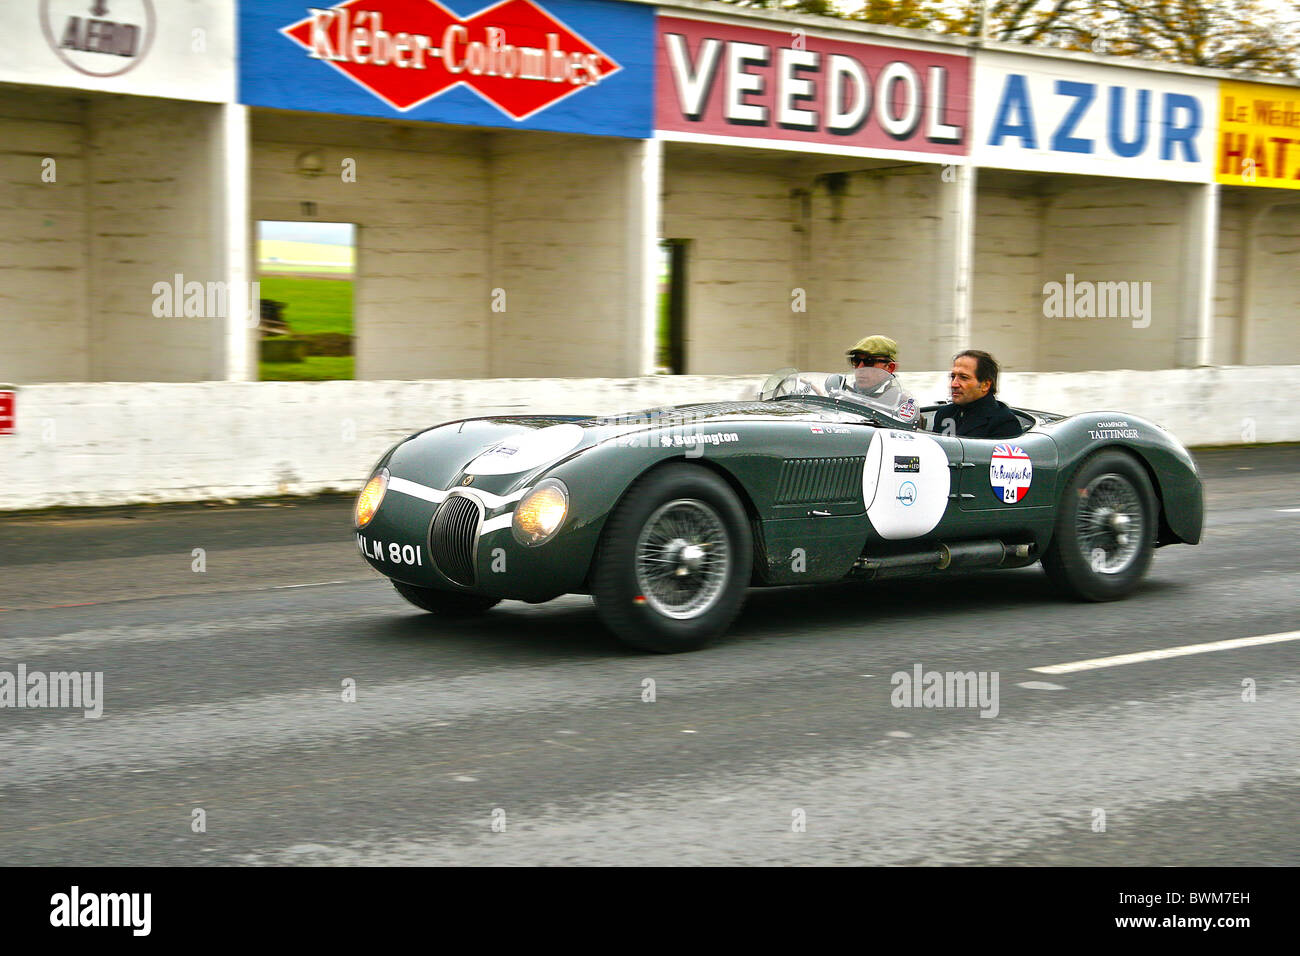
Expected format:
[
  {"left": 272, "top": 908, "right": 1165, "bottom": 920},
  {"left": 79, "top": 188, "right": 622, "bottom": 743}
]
[
  {"left": 846, "top": 335, "right": 899, "bottom": 375},
  {"left": 837, "top": 360, "right": 919, "bottom": 428},
  {"left": 843, "top": 336, "right": 918, "bottom": 424}
]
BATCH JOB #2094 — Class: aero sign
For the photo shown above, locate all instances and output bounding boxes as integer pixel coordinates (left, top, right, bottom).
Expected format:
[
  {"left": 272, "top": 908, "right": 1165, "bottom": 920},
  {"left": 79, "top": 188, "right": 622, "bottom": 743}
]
[{"left": 656, "top": 16, "right": 970, "bottom": 158}]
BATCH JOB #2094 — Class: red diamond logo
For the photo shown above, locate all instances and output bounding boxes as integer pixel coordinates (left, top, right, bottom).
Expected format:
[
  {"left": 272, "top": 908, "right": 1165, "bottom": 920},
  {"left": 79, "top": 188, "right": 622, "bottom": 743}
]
[{"left": 282, "top": 0, "right": 622, "bottom": 120}]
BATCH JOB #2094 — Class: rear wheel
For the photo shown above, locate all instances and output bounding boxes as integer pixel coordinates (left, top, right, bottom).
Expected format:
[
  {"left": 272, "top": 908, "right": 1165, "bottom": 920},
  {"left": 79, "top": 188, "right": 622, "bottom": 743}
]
[
  {"left": 1041, "top": 450, "right": 1157, "bottom": 601},
  {"left": 591, "top": 465, "right": 752, "bottom": 653},
  {"left": 391, "top": 580, "right": 500, "bottom": 617}
]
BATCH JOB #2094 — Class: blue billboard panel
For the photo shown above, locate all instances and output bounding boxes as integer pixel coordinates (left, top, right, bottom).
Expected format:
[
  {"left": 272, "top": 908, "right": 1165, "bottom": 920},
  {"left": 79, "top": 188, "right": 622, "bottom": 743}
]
[{"left": 240, "top": 0, "right": 654, "bottom": 137}]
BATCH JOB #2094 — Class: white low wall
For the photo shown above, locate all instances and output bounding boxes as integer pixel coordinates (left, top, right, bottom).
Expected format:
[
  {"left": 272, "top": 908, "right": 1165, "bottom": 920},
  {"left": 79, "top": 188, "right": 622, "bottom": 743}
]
[{"left": 2, "top": 366, "right": 1297, "bottom": 510}]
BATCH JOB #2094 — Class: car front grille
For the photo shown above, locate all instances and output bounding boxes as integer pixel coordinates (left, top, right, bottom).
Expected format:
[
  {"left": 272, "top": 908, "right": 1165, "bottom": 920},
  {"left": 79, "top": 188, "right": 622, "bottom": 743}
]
[{"left": 428, "top": 494, "right": 482, "bottom": 586}]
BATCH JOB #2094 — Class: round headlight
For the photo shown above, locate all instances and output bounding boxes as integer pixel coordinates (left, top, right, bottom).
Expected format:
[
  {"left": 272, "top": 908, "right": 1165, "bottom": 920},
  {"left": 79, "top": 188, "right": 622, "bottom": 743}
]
[
  {"left": 513, "top": 478, "right": 569, "bottom": 546},
  {"left": 355, "top": 468, "right": 389, "bottom": 529}
]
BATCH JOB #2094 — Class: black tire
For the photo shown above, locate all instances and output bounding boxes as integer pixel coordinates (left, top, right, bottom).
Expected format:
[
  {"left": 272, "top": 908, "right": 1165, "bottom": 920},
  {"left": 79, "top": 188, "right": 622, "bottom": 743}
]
[
  {"left": 1041, "top": 450, "right": 1157, "bottom": 601},
  {"left": 591, "top": 464, "right": 752, "bottom": 653},
  {"left": 391, "top": 580, "right": 500, "bottom": 617}
]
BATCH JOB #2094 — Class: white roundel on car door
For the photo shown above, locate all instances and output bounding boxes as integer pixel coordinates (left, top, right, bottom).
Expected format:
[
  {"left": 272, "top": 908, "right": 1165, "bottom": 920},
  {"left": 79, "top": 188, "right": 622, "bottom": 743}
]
[{"left": 865, "top": 430, "right": 950, "bottom": 539}]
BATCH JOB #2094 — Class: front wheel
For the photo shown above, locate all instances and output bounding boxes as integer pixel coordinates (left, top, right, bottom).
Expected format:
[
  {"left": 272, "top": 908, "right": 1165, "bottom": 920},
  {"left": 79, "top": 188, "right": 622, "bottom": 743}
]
[
  {"left": 591, "top": 464, "right": 752, "bottom": 653},
  {"left": 1041, "top": 450, "right": 1157, "bottom": 601},
  {"left": 391, "top": 580, "right": 500, "bottom": 617}
]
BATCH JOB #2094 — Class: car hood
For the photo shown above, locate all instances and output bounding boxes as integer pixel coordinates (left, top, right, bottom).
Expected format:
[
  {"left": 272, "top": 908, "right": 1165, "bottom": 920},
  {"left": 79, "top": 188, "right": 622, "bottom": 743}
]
[{"left": 382, "top": 398, "right": 850, "bottom": 497}]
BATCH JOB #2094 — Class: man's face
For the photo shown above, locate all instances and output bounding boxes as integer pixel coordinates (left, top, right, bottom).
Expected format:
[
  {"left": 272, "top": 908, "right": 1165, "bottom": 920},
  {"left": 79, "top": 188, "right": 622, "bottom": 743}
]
[{"left": 949, "top": 356, "right": 990, "bottom": 405}]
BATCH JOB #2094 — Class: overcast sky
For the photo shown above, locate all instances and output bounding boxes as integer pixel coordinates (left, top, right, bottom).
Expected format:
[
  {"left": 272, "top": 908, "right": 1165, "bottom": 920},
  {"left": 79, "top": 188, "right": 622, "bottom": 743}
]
[{"left": 259, "top": 221, "right": 355, "bottom": 246}]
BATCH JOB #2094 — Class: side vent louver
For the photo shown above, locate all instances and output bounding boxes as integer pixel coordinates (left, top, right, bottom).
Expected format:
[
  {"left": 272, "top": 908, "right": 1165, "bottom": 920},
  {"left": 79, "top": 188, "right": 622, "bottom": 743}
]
[{"left": 774, "top": 457, "right": 865, "bottom": 506}]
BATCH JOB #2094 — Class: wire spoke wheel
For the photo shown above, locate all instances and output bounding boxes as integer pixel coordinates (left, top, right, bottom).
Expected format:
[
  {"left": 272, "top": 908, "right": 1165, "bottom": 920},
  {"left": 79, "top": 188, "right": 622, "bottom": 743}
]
[
  {"left": 592, "top": 464, "right": 752, "bottom": 652},
  {"left": 634, "top": 498, "right": 731, "bottom": 620},
  {"left": 1076, "top": 473, "right": 1144, "bottom": 574},
  {"left": 1042, "top": 449, "right": 1156, "bottom": 603}
]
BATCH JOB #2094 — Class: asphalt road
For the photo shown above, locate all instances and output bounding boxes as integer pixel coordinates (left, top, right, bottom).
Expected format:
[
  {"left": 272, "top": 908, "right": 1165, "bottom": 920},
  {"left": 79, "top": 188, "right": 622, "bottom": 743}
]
[{"left": 0, "top": 447, "right": 1296, "bottom": 866}]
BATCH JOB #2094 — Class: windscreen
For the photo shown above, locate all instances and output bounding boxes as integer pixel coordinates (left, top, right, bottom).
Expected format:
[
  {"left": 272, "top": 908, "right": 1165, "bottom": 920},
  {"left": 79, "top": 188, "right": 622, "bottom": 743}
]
[{"left": 758, "top": 367, "right": 919, "bottom": 426}]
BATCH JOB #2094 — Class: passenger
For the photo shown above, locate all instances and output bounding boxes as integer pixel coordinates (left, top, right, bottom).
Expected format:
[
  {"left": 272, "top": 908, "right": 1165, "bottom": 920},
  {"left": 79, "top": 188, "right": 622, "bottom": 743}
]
[
  {"left": 933, "top": 350, "right": 1022, "bottom": 439},
  {"left": 845, "top": 334, "right": 898, "bottom": 375}
]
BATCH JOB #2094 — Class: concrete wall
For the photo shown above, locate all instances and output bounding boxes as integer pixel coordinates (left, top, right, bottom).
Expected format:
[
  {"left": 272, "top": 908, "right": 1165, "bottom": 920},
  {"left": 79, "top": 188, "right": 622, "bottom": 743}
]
[
  {"left": 1037, "top": 180, "right": 1188, "bottom": 372},
  {"left": 251, "top": 115, "right": 647, "bottom": 380},
  {"left": 0, "top": 87, "right": 89, "bottom": 383},
  {"left": 1214, "top": 189, "right": 1300, "bottom": 366},
  {"left": 805, "top": 165, "right": 953, "bottom": 372},
  {"left": 660, "top": 152, "right": 961, "bottom": 377},
  {"left": 250, "top": 113, "right": 491, "bottom": 380},
  {"left": 88, "top": 97, "right": 226, "bottom": 381},
  {"left": 3, "top": 367, "right": 1296, "bottom": 510},
  {"left": 972, "top": 174, "right": 1205, "bottom": 373},
  {"left": 661, "top": 145, "right": 800, "bottom": 375},
  {"left": 488, "top": 133, "right": 644, "bottom": 378},
  {"left": 0, "top": 88, "right": 231, "bottom": 384},
  {"left": 972, "top": 177, "right": 1045, "bottom": 371},
  {"left": 1242, "top": 201, "right": 1300, "bottom": 366}
]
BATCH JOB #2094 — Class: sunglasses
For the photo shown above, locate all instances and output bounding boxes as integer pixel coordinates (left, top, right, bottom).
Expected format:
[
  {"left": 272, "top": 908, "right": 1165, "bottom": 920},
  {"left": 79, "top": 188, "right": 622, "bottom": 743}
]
[{"left": 849, "top": 354, "right": 892, "bottom": 368}]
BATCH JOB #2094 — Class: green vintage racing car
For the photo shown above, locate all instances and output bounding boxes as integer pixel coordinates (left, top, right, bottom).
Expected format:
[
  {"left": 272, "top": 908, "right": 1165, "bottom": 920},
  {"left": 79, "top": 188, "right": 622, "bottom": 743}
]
[{"left": 353, "top": 368, "right": 1204, "bottom": 652}]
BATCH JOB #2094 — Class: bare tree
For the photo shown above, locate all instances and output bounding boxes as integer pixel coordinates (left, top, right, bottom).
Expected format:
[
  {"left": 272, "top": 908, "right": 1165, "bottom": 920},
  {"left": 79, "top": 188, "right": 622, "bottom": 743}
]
[{"left": 717, "top": 0, "right": 1300, "bottom": 76}]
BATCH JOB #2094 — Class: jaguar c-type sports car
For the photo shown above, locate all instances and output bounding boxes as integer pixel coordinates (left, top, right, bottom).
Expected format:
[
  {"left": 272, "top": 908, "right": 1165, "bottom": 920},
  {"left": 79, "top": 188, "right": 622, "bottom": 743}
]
[{"left": 353, "top": 368, "right": 1204, "bottom": 652}]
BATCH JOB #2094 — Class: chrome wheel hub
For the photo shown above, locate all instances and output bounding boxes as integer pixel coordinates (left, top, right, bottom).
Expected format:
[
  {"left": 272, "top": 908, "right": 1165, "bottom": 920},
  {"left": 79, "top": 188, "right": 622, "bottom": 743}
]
[
  {"left": 635, "top": 499, "right": 731, "bottom": 619},
  {"left": 1077, "top": 474, "right": 1143, "bottom": 574}
]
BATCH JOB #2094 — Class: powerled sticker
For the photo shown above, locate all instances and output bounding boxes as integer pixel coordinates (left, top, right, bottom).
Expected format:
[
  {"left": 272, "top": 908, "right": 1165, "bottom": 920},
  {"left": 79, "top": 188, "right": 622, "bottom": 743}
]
[{"left": 894, "top": 455, "right": 920, "bottom": 473}]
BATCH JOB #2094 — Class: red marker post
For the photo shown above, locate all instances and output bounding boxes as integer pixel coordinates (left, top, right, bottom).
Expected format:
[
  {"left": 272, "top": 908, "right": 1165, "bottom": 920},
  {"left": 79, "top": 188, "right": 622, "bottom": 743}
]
[{"left": 0, "top": 386, "right": 14, "bottom": 436}]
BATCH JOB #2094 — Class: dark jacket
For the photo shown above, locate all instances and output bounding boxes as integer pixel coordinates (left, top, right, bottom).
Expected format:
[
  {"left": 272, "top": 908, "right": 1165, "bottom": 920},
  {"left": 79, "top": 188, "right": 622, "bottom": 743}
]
[{"left": 932, "top": 392, "right": 1022, "bottom": 439}]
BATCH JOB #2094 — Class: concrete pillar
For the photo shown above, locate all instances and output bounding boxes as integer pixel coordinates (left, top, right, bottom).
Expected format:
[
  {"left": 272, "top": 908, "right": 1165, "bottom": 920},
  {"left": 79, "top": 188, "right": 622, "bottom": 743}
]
[
  {"left": 629, "top": 138, "right": 661, "bottom": 376},
  {"left": 1178, "top": 182, "right": 1218, "bottom": 368},
  {"left": 216, "top": 103, "right": 251, "bottom": 381},
  {"left": 933, "top": 161, "right": 976, "bottom": 368}
]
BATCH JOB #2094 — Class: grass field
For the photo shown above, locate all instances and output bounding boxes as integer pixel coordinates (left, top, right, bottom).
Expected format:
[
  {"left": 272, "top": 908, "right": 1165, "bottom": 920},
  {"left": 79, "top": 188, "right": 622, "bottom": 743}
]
[
  {"left": 260, "top": 356, "right": 354, "bottom": 381},
  {"left": 258, "top": 276, "right": 353, "bottom": 335},
  {"left": 258, "top": 275, "right": 354, "bottom": 380}
]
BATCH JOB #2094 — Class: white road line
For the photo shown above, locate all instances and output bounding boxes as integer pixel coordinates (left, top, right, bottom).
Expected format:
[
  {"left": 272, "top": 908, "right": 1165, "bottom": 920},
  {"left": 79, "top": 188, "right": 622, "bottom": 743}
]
[
  {"left": 1277, "top": 508, "right": 1300, "bottom": 513},
  {"left": 271, "top": 580, "right": 354, "bottom": 590},
  {"left": 1031, "top": 631, "right": 1300, "bottom": 675}
]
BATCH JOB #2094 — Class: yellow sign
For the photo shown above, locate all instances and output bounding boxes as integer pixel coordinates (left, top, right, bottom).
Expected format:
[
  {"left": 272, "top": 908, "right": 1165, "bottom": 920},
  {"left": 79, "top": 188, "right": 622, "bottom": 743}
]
[{"left": 1216, "top": 81, "right": 1300, "bottom": 189}]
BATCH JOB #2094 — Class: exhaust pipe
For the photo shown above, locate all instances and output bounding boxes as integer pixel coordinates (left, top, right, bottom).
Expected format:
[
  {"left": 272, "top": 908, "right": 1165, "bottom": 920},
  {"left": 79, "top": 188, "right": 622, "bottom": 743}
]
[
  {"left": 938, "top": 541, "right": 1006, "bottom": 570},
  {"left": 855, "top": 541, "right": 1034, "bottom": 578}
]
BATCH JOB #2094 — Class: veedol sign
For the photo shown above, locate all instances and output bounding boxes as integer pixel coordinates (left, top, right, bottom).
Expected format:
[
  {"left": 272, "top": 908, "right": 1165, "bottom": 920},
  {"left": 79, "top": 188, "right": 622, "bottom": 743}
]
[
  {"left": 655, "top": 15, "right": 971, "bottom": 159},
  {"left": 242, "top": 0, "right": 653, "bottom": 136}
]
